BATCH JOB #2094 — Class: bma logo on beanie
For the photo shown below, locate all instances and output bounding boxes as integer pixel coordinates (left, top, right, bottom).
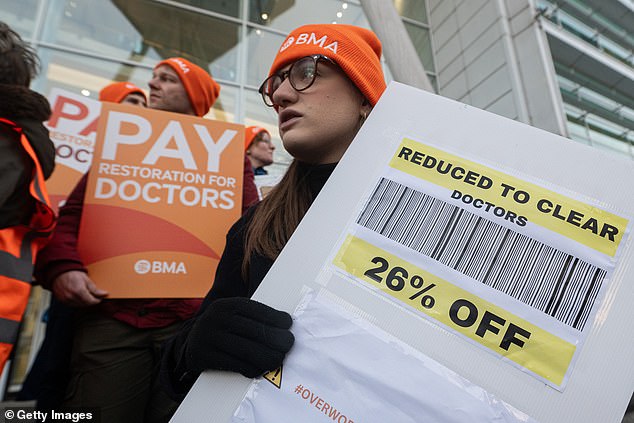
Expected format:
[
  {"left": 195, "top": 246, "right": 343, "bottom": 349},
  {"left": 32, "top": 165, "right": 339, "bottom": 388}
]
[
  {"left": 269, "top": 24, "right": 386, "bottom": 106},
  {"left": 279, "top": 33, "right": 339, "bottom": 54},
  {"left": 170, "top": 58, "right": 191, "bottom": 74},
  {"left": 279, "top": 36, "right": 295, "bottom": 52}
]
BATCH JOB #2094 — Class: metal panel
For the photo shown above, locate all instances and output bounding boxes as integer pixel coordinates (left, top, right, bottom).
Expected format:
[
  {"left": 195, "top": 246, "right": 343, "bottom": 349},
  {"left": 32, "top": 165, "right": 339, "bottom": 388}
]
[
  {"left": 440, "top": 71, "right": 469, "bottom": 99},
  {"left": 505, "top": 0, "right": 530, "bottom": 18},
  {"left": 437, "top": 54, "right": 465, "bottom": 88},
  {"left": 455, "top": 0, "right": 488, "bottom": 27},
  {"left": 486, "top": 90, "right": 519, "bottom": 119},
  {"left": 429, "top": 0, "right": 456, "bottom": 28},
  {"left": 464, "top": 39, "right": 506, "bottom": 83},
  {"left": 469, "top": 65, "right": 513, "bottom": 110},
  {"left": 462, "top": 21, "right": 502, "bottom": 65},
  {"left": 458, "top": 0, "right": 498, "bottom": 44},
  {"left": 435, "top": 31, "right": 464, "bottom": 72},
  {"left": 432, "top": 9, "right": 459, "bottom": 49}
]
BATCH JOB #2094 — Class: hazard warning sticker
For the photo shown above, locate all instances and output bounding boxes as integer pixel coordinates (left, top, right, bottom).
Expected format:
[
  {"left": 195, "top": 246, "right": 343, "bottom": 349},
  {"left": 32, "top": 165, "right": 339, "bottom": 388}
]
[{"left": 263, "top": 366, "right": 282, "bottom": 389}]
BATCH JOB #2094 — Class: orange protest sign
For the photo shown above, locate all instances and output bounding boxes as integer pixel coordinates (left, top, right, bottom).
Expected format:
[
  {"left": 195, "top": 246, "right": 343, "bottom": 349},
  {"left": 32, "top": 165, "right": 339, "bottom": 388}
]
[{"left": 78, "top": 102, "right": 244, "bottom": 298}]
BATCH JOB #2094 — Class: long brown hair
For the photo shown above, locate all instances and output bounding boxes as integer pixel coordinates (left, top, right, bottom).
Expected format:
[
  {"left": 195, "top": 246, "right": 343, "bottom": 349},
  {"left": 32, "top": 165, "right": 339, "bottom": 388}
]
[{"left": 242, "top": 160, "right": 313, "bottom": 277}]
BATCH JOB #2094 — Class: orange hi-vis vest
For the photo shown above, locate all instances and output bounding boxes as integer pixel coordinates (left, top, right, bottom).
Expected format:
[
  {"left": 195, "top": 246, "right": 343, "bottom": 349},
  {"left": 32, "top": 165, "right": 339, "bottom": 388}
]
[{"left": 0, "top": 118, "right": 56, "bottom": 373}]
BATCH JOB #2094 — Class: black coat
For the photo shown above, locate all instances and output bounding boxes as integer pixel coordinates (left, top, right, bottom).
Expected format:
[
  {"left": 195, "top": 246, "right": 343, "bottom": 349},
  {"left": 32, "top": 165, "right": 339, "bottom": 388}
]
[
  {"left": 160, "top": 162, "right": 335, "bottom": 400},
  {"left": 0, "top": 84, "right": 54, "bottom": 228}
]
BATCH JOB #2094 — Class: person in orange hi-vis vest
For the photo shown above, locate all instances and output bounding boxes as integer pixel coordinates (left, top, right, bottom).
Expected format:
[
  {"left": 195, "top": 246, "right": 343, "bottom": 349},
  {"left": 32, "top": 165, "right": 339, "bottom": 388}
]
[{"left": 0, "top": 21, "right": 56, "bottom": 373}]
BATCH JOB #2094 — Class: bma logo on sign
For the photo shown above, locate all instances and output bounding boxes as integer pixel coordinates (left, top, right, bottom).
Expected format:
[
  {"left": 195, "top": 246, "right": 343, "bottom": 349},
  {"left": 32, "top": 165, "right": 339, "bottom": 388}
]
[{"left": 134, "top": 259, "right": 187, "bottom": 275}]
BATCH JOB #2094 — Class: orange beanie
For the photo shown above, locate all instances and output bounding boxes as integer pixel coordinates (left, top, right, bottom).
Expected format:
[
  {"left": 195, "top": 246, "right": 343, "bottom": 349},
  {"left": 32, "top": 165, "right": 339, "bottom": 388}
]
[
  {"left": 244, "top": 126, "right": 270, "bottom": 151},
  {"left": 99, "top": 81, "right": 146, "bottom": 104},
  {"left": 269, "top": 24, "right": 386, "bottom": 106},
  {"left": 154, "top": 57, "right": 221, "bottom": 117}
]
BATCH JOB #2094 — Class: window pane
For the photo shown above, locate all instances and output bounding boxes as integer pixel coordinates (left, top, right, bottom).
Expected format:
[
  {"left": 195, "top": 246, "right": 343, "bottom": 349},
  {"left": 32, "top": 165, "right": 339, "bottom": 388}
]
[
  {"left": 40, "top": 0, "right": 240, "bottom": 82},
  {"left": 585, "top": 114, "right": 630, "bottom": 156},
  {"left": 393, "top": 0, "right": 427, "bottom": 24},
  {"left": 33, "top": 47, "right": 152, "bottom": 101},
  {"left": 0, "top": 0, "right": 41, "bottom": 38},
  {"left": 208, "top": 83, "right": 238, "bottom": 122},
  {"left": 246, "top": 28, "right": 286, "bottom": 87},
  {"left": 403, "top": 21, "right": 434, "bottom": 72},
  {"left": 249, "top": 0, "right": 368, "bottom": 32},
  {"left": 588, "top": 128, "right": 629, "bottom": 156},
  {"left": 33, "top": 46, "right": 241, "bottom": 121},
  {"left": 566, "top": 120, "right": 591, "bottom": 146}
]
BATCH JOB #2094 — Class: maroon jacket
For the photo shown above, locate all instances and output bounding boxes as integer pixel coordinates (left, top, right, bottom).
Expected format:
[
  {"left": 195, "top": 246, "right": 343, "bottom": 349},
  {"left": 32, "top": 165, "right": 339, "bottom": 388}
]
[{"left": 34, "top": 154, "right": 259, "bottom": 328}]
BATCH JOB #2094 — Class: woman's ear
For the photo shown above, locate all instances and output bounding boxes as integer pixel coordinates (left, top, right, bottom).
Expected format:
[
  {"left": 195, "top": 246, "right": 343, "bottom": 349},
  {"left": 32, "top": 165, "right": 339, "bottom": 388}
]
[{"left": 360, "top": 98, "right": 372, "bottom": 122}]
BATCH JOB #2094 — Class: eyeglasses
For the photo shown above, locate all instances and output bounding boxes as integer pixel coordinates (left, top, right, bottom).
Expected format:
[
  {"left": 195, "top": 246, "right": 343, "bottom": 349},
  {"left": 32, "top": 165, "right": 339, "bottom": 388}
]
[
  {"left": 258, "top": 55, "right": 336, "bottom": 107},
  {"left": 254, "top": 137, "right": 273, "bottom": 146}
]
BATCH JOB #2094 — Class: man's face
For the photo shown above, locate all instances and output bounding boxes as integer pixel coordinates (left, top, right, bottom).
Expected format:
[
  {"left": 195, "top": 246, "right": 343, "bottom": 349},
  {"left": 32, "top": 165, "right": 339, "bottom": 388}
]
[
  {"left": 247, "top": 132, "right": 275, "bottom": 168},
  {"left": 121, "top": 92, "right": 147, "bottom": 107},
  {"left": 148, "top": 65, "right": 194, "bottom": 115}
]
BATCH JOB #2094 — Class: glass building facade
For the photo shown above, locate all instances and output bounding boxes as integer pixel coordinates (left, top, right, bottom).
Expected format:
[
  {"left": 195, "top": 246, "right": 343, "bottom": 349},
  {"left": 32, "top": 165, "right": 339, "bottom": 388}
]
[
  {"left": 0, "top": 0, "right": 434, "bottom": 394},
  {"left": 0, "top": 0, "right": 435, "bottom": 175},
  {"left": 427, "top": 0, "right": 632, "bottom": 160},
  {"left": 536, "top": 0, "right": 634, "bottom": 158}
]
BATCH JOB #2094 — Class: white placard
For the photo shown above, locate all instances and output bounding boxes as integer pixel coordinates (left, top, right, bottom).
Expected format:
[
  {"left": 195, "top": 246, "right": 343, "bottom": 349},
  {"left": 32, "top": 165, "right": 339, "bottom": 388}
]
[{"left": 172, "top": 82, "right": 634, "bottom": 423}]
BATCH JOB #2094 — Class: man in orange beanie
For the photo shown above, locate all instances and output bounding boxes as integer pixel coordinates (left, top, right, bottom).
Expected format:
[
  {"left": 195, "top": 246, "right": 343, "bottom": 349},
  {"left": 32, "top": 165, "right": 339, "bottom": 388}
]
[
  {"left": 32, "top": 59, "right": 258, "bottom": 421},
  {"left": 99, "top": 81, "right": 147, "bottom": 107},
  {"left": 149, "top": 57, "right": 220, "bottom": 117},
  {"left": 244, "top": 126, "right": 275, "bottom": 175}
]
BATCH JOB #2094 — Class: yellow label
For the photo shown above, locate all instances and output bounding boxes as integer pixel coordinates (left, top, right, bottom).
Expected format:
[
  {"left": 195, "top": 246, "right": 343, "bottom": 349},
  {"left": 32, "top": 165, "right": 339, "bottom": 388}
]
[
  {"left": 333, "top": 235, "right": 576, "bottom": 386},
  {"left": 264, "top": 366, "right": 283, "bottom": 389},
  {"left": 389, "top": 138, "right": 628, "bottom": 257}
]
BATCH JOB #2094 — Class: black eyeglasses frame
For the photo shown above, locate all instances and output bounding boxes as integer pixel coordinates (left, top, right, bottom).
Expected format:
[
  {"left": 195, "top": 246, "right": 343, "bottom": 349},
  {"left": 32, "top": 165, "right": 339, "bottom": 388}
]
[{"left": 258, "top": 54, "right": 336, "bottom": 107}]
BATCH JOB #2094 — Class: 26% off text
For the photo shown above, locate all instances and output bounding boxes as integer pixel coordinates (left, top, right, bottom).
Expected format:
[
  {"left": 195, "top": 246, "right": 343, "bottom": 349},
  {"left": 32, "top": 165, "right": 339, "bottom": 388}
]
[
  {"left": 364, "top": 256, "right": 437, "bottom": 309},
  {"left": 362, "top": 256, "right": 532, "bottom": 352}
]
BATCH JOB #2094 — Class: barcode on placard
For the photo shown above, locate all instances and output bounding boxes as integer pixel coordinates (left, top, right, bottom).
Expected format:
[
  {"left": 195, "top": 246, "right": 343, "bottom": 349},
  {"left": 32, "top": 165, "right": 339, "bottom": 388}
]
[{"left": 357, "top": 178, "right": 606, "bottom": 331}]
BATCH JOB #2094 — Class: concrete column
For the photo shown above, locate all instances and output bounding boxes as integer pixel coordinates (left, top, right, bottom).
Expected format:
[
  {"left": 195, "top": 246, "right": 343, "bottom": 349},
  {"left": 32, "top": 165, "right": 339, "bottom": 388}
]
[{"left": 359, "top": 0, "right": 434, "bottom": 92}]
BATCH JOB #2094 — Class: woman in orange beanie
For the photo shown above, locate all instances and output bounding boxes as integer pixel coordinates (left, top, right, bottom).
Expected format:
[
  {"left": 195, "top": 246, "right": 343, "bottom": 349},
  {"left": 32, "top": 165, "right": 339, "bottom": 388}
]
[{"left": 159, "top": 23, "right": 386, "bottom": 406}]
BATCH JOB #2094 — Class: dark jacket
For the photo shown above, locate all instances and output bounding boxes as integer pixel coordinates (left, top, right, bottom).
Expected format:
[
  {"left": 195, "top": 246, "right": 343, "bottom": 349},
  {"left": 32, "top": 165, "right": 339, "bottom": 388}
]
[
  {"left": 0, "top": 84, "right": 55, "bottom": 228},
  {"left": 253, "top": 166, "right": 268, "bottom": 176},
  {"left": 160, "top": 162, "right": 335, "bottom": 399}
]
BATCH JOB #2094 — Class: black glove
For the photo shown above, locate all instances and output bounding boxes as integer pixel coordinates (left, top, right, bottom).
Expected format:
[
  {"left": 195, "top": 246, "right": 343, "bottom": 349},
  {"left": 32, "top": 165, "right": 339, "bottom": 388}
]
[{"left": 186, "top": 297, "right": 294, "bottom": 378}]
